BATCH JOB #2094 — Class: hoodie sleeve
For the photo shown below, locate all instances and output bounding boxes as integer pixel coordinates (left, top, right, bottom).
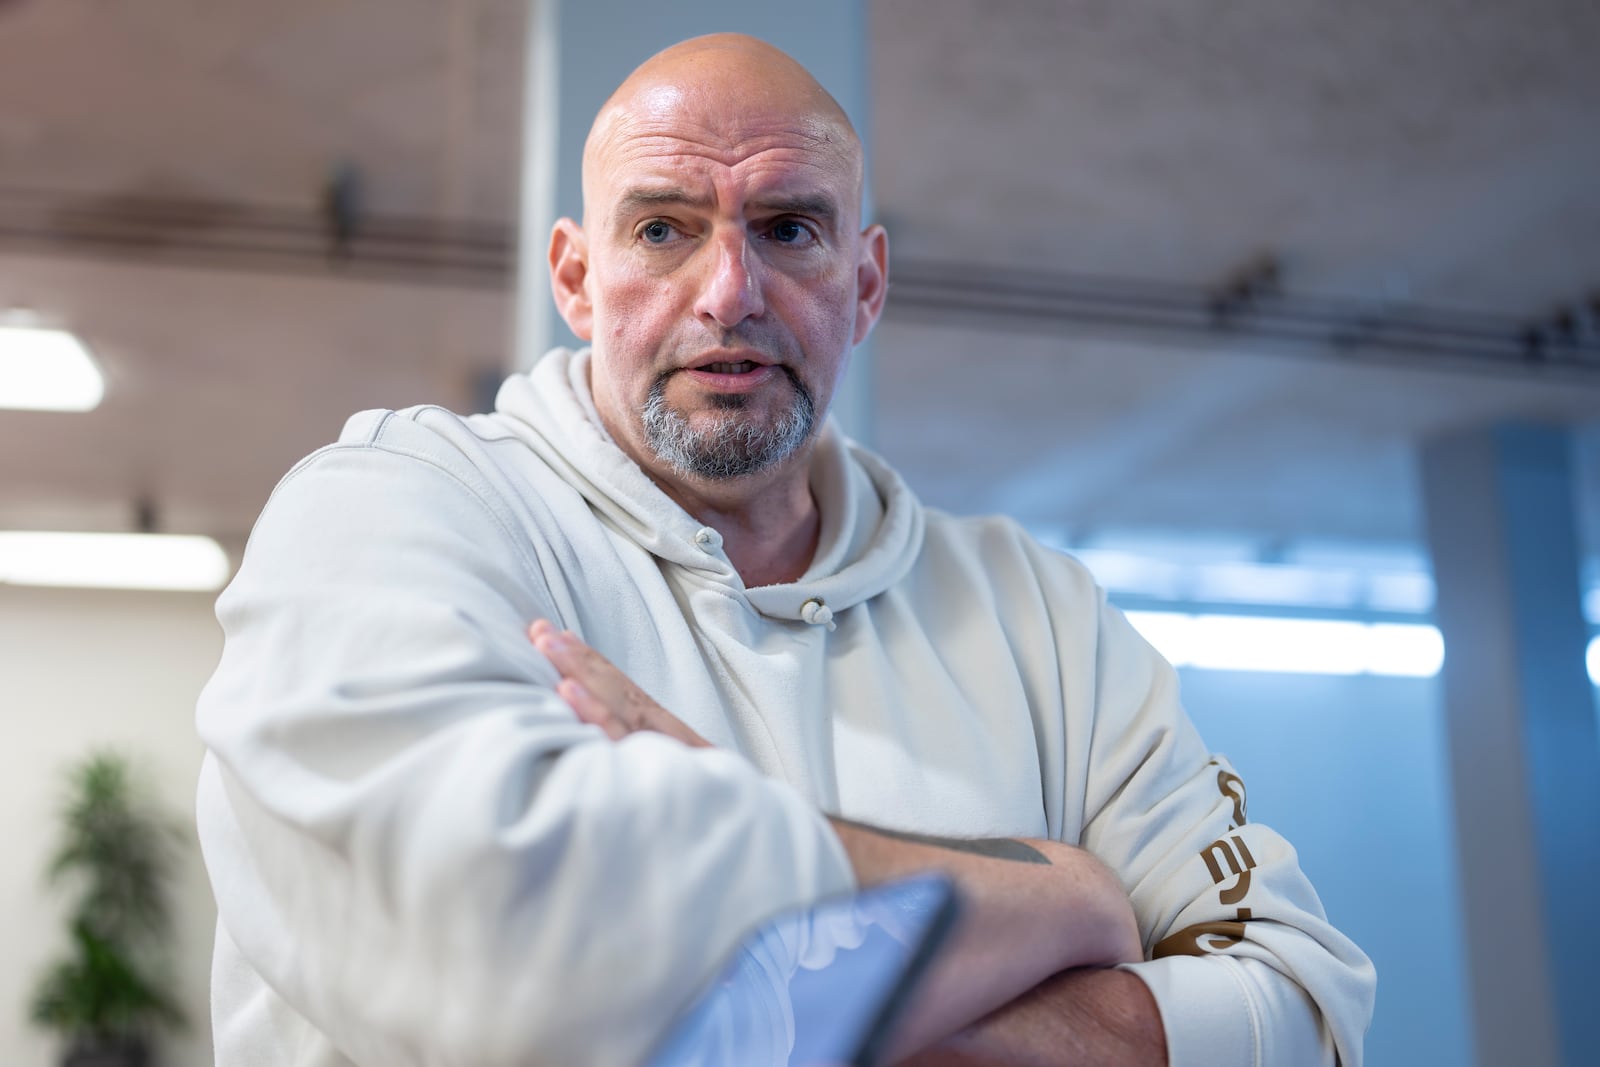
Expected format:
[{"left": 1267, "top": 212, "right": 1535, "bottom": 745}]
[
  {"left": 194, "top": 410, "right": 855, "bottom": 1067},
  {"left": 1042, "top": 560, "right": 1376, "bottom": 1066}
]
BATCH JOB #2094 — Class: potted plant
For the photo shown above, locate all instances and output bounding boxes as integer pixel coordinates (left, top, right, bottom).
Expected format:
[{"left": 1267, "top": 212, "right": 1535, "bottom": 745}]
[{"left": 29, "top": 751, "right": 188, "bottom": 1067}]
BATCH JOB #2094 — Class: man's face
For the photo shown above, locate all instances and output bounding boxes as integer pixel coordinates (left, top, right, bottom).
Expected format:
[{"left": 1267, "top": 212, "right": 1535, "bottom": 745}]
[{"left": 557, "top": 84, "right": 881, "bottom": 485}]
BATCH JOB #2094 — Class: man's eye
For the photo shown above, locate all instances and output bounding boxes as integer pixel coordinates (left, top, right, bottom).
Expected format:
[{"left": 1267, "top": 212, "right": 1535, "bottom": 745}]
[
  {"left": 770, "top": 220, "right": 811, "bottom": 244},
  {"left": 640, "top": 221, "right": 675, "bottom": 244}
]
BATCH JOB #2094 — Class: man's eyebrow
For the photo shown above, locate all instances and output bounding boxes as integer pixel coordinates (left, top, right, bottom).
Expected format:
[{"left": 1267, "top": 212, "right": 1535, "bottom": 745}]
[
  {"left": 612, "top": 187, "right": 712, "bottom": 219},
  {"left": 611, "top": 188, "right": 842, "bottom": 227},
  {"left": 750, "top": 194, "right": 839, "bottom": 225}
]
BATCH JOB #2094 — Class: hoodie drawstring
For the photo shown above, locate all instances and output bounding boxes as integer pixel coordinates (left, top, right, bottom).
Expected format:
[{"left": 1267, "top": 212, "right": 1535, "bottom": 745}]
[{"left": 800, "top": 597, "right": 836, "bottom": 632}]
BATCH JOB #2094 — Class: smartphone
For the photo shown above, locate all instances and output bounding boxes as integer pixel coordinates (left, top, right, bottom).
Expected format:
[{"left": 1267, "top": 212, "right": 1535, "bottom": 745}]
[{"left": 642, "top": 872, "right": 962, "bottom": 1067}]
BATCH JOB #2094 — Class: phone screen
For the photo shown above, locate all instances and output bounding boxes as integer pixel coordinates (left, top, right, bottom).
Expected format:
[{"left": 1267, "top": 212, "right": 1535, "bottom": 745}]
[{"left": 643, "top": 873, "right": 960, "bottom": 1067}]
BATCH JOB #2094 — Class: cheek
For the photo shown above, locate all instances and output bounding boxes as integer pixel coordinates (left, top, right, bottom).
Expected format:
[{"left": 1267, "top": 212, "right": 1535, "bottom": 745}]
[
  {"left": 793, "top": 271, "right": 859, "bottom": 352},
  {"left": 588, "top": 272, "right": 685, "bottom": 415},
  {"left": 597, "top": 275, "right": 678, "bottom": 343}
]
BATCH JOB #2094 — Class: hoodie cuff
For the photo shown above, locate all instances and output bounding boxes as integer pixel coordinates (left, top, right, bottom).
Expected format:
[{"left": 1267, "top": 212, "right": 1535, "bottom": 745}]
[{"left": 1119, "top": 955, "right": 1259, "bottom": 1067}]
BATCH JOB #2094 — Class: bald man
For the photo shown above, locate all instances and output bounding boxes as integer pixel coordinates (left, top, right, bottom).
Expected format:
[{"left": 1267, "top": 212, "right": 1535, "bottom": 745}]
[{"left": 197, "top": 34, "right": 1374, "bottom": 1067}]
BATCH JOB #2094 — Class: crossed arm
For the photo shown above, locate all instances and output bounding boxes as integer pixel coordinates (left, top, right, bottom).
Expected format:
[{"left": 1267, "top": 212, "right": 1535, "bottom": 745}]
[{"left": 529, "top": 621, "right": 1168, "bottom": 1065}]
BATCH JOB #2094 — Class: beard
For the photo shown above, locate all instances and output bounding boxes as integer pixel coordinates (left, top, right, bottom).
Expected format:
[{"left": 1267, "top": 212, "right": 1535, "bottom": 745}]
[{"left": 639, "top": 366, "right": 816, "bottom": 481}]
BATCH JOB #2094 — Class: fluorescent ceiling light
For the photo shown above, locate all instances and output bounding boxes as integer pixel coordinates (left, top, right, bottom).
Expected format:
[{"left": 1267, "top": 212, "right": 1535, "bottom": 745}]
[
  {"left": 1365, "top": 571, "right": 1436, "bottom": 615},
  {"left": 1124, "top": 610, "right": 1447, "bottom": 678},
  {"left": 0, "top": 325, "right": 105, "bottom": 411},
  {"left": 1365, "top": 622, "right": 1446, "bottom": 677},
  {"left": 1188, "top": 561, "right": 1363, "bottom": 610},
  {"left": 1073, "top": 548, "right": 1187, "bottom": 601},
  {"left": 0, "top": 532, "right": 230, "bottom": 591},
  {"left": 1589, "top": 636, "right": 1600, "bottom": 688},
  {"left": 1182, "top": 615, "right": 1371, "bottom": 675}
]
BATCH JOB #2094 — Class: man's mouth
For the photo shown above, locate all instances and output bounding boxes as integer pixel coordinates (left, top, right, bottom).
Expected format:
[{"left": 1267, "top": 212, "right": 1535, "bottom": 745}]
[{"left": 679, "top": 353, "right": 783, "bottom": 395}]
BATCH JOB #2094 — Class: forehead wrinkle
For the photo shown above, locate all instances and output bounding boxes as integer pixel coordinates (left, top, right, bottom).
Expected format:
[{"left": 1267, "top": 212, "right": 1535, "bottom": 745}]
[
  {"left": 592, "top": 130, "right": 860, "bottom": 230},
  {"left": 582, "top": 63, "right": 864, "bottom": 226},
  {"left": 593, "top": 106, "right": 855, "bottom": 172}
]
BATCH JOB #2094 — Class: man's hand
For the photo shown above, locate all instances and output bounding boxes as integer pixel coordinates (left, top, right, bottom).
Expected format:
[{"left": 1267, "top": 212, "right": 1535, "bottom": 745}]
[
  {"left": 527, "top": 620, "right": 1158, "bottom": 1063},
  {"left": 826, "top": 819, "right": 1145, "bottom": 1060},
  {"left": 528, "top": 619, "right": 712, "bottom": 748},
  {"left": 903, "top": 968, "right": 1167, "bottom": 1066}
]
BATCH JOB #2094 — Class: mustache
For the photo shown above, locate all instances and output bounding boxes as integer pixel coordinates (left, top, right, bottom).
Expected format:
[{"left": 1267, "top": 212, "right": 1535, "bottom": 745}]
[{"left": 706, "top": 326, "right": 796, "bottom": 363}]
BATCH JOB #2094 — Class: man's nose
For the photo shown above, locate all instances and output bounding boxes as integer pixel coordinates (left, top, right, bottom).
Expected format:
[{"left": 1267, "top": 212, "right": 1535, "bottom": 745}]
[{"left": 693, "top": 230, "right": 765, "bottom": 328}]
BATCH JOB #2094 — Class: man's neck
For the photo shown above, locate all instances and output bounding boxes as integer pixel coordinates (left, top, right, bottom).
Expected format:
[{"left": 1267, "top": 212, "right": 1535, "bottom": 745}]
[{"left": 650, "top": 455, "right": 821, "bottom": 589}]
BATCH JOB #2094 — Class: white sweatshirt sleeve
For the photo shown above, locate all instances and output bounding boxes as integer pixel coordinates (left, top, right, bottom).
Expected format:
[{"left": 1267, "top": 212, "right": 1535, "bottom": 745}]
[
  {"left": 194, "top": 411, "right": 855, "bottom": 1067},
  {"left": 1058, "top": 580, "right": 1376, "bottom": 1066}
]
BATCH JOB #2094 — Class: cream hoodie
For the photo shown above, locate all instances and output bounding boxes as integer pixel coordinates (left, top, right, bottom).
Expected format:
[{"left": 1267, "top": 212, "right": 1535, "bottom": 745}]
[{"left": 196, "top": 348, "right": 1374, "bottom": 1067}]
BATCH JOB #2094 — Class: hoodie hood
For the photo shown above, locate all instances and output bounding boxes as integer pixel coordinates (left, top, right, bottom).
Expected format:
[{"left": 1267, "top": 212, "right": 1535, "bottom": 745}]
[{"left": 491, "top": 348, "right": 926, "bottom": 624}]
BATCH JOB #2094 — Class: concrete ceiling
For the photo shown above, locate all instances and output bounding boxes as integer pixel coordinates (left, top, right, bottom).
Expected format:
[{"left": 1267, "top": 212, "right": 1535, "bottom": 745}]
[
  {"left": 0, "top": 0, "right": 1596, "bottom": 572},
  {"left": 0, "top": 0, "right": 524, "bottom": 547},
  {"left": 867, "top": 0, "right": 1600, "bottom": 558}
]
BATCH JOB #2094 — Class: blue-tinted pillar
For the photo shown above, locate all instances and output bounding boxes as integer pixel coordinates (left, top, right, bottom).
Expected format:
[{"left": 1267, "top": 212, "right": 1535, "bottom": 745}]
[
  {"left": 514, "top": 0, "right": 875, "bottom": 444},
  {"left": 1420, "top": 423, "right": 1600, "bottom": 1067}
]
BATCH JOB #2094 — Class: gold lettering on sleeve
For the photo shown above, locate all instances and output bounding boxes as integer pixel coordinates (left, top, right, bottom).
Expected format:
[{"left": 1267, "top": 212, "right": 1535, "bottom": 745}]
[
  {"left": 1217, "top": 767, "right": 1247, "bottom": 828},
  {"left": 1153, "top": 765, "right": 1263, "bottom": 959},
  {"left": 1200, "top": 834, "right": 1258, "bottom": 905},
  {"left": 1154, "top": 920, "right": 1248, "bottom": 957}
]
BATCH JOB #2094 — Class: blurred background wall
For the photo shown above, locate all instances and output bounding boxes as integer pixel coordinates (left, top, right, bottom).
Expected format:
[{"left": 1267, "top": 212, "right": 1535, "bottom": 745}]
[
  {"left": 1, "top": 589, "right": 220, "bottom": 1067},
  {"left": 2, "top": 2, "right": 1596, "bottom": 1065}
]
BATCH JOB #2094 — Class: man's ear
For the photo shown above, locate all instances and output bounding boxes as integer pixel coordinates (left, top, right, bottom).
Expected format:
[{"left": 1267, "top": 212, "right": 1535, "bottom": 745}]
[
  {"left": 549, "top": 218, "right": 594, "bottom": 341},
  {"left": 852, "top": 223, "right": 889, "bottom": 345}
]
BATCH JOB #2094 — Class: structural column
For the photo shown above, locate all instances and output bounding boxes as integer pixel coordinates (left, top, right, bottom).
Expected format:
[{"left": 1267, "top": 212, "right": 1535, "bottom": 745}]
[
  {"left": 1420, "top": 423, "right": 1600, "bottom": 1067},
  {"left": 514, "top": 0, "right": 876, "bottom": 443}
]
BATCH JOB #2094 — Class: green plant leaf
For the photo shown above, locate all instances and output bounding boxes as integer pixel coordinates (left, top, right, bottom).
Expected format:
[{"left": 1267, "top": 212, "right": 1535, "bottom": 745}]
[{"left": 29, "top": 750, "right": 189, "bottom": 1043}]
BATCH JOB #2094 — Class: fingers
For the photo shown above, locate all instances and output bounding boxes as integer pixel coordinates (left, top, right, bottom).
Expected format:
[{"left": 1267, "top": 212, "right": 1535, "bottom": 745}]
[
  {"left": 531, "top": 622, "right": 627, "bottom": 709},
  {"left": 558, "top": 678, "right": 628, "bottom": 741},
  {"left": 529, "top": 620, "right": 588, "bottom": 679},
  {"left": 528, "top": 619, "right": 712, "bottom": 748}
]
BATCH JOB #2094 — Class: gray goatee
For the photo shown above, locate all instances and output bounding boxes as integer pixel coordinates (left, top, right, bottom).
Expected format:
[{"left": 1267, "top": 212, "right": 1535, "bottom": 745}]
[{"left": 640, "top": 368, "right": 816, "bottom": 480}]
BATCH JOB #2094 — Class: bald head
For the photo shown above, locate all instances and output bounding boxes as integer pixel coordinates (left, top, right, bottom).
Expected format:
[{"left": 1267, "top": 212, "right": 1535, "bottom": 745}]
[
  {"left": 581, "top": 34, "right": 864, "bottom": 226},
  {"left": 547, "top": 32, "right": 890, "bottom": 499}
]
